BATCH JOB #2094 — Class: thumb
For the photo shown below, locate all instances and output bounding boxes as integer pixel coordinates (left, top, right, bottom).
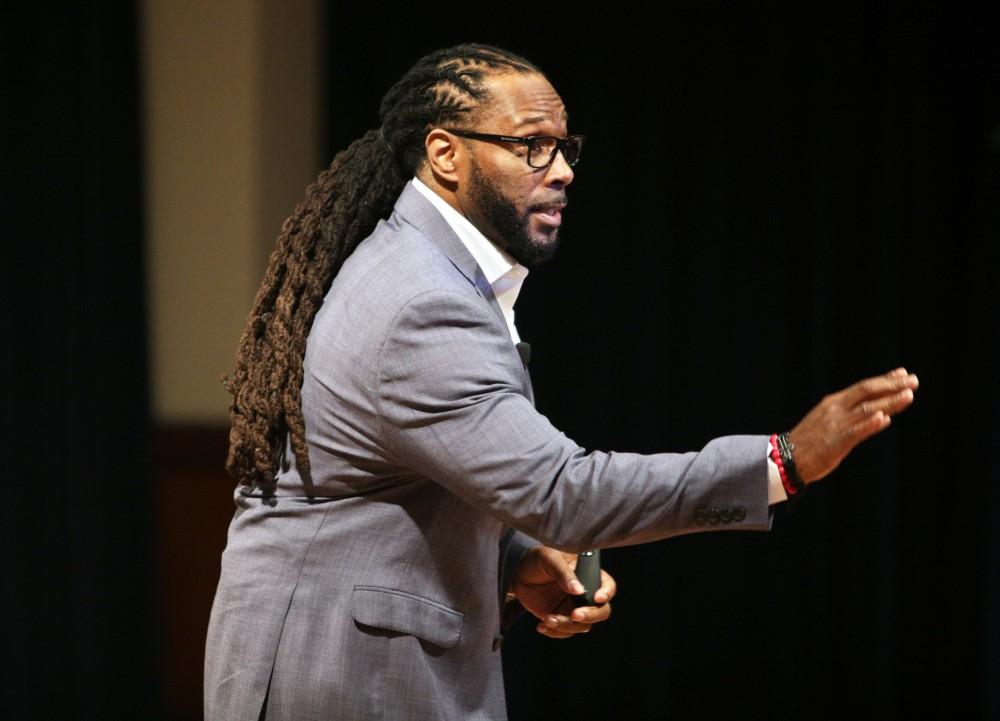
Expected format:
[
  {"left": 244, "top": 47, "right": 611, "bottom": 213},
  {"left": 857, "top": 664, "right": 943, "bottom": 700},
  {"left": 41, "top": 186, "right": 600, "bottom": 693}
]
[{"left": 544, "top": 550, "right": 585, "bottom": 595}]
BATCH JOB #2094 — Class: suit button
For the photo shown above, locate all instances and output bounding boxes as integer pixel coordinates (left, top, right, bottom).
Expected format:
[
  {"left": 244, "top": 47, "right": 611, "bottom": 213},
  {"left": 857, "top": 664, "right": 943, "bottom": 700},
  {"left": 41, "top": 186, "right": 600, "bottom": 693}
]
[
  {"left": 720, "top": 509, "right": 733, "bottom": 524},
  {"left": 695, "top": 508, "right": 707, "bottom": 525},
  {"left": 708, "top": 509, "right": 720, "bottom": 525},
  {"left": 492, "top": 634, "right": 504, "bottom": 651},
  {"left": 734, "top": 507, "right": 746, "bottom": 522}
]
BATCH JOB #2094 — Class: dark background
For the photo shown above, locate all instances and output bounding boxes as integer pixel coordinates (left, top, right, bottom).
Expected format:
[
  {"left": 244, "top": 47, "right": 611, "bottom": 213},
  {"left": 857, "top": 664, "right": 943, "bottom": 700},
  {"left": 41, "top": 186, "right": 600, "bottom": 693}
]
[{"left": 6, "top": 2, "right": 998, "bottom": 719}]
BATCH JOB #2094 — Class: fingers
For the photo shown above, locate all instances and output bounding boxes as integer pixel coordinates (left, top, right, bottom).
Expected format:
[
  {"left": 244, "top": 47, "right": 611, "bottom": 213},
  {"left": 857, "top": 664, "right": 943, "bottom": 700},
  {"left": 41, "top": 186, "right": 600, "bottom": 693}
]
[
  {"left": 536, "top": 622, "right": 580, "bottom": 639},
  {"left": 525, "top": 547, "right": 586, "bottom": 595},
  {"left": 570, "top": 601, "right": 612, "bottom": 624},
  {"left": 535, "top": 589, "right": 613, "bottom": 639},
  {"left": 522, "top": 548, "right": 617, "bottom": 640},
  {"left": 593, "top": 569, "right": 617, "bottom": 605},
  {"left": 851, "top": 386, "right": 915, "bottom": 421},
  {"left": 843, "top": 368, "right": 919, "bottom": 408},
  {"left": 537, "top": 613, "right": 592, "bottom": 637},
  {"left": 841, "top": 371, "right": 916, "bottom": 447},
  {"left": 551, "top": 555, "right": 586, "bottom": 597},
  {"left": 843, "top": 409, "right": 892, "bottom": 445},
  {"left": 536, "top": 602, "right": 611, "bottom": 638},
  {"left": 790, "top": 366, "right": 917, "bottom": 483}
]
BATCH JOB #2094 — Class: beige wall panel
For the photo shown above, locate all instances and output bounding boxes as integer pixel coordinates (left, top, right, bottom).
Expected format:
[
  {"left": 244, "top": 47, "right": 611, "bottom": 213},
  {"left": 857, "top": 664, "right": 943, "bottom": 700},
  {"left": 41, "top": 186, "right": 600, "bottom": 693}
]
[{"left": 143, "top": 0, "right": 321, "bottom": 424}]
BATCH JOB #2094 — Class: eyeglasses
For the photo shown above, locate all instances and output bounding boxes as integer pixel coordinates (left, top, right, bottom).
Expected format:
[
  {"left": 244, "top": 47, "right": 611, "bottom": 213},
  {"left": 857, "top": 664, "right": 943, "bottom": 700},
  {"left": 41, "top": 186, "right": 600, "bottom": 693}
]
[{"left": 445, "top": 129, "right": 585, "bottom": 169}]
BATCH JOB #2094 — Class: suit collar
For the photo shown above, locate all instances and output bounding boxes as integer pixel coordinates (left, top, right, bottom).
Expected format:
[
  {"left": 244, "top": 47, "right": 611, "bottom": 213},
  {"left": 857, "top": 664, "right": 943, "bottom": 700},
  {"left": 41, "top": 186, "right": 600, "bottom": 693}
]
[
  {"left": 392, "top": 180, "right": 487, "bottom": 293},
  {"left": 409, "top": 177, "right": 526, "bottom": 288},
  {"left": 392, "top": 181, "right": 512, "bottom": 334},
  {"left": 391, "top": 180, "right": 534, "bottom": 401}
]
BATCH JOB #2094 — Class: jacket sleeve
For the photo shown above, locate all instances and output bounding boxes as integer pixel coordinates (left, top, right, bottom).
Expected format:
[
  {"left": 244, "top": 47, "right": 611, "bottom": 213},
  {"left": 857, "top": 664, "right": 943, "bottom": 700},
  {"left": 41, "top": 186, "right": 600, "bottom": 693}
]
[
  {"left": 497, "top": 528, "right": 539, "bottom": 627},
  {"left": 375, "top": 288, "right": 770, "bottom": 553}
]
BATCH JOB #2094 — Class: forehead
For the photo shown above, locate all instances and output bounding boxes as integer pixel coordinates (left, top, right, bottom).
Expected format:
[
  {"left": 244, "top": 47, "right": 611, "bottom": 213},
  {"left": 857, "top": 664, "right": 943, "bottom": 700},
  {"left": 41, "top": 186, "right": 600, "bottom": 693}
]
[{"left": 479, "top": 72, "right": 568, "bottom": 131}]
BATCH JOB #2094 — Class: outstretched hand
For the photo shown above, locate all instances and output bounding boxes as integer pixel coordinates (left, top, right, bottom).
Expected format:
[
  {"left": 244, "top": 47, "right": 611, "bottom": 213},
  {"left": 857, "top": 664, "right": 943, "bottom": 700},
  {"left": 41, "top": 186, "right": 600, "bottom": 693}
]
[
  {"left": 511, "top": 546, "right": 616, "bottom": 639},
  {"left": 790, "top": 367, "right": 919, "bottom": 483}
]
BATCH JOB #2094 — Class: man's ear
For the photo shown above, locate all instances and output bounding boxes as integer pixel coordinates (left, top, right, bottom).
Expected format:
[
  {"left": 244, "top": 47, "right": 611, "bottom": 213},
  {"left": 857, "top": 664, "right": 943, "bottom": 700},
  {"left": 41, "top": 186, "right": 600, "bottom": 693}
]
[{"left": 424, "top": 129, "right": 463, "bottom": 184}]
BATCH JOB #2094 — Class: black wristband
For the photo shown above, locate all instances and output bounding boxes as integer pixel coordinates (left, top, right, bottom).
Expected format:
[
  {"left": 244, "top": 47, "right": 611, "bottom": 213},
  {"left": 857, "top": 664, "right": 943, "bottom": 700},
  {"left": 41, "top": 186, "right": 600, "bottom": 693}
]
[{"left": 777, "top": 432, "right": 805, "bottom": 493}]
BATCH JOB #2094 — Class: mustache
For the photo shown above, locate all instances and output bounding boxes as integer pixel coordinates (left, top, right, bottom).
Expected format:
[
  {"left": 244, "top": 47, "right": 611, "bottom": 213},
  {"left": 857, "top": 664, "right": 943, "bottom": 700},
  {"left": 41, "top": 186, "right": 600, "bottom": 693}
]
[{"left": 529, "top": 195, "right": 568, "bottom": 212}]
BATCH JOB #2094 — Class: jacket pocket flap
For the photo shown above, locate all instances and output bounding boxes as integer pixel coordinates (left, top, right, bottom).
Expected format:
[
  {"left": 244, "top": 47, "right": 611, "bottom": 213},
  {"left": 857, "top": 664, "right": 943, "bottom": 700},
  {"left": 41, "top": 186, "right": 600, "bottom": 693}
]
[{"left": 351, "top": 586, "right": 463, "bottom": 649}]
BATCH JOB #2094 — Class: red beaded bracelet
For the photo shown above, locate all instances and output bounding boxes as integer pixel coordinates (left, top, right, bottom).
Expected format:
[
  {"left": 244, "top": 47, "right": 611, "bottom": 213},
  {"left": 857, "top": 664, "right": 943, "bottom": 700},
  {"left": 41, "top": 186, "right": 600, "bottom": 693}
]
[{"left": 769, "top": 433, "right": 800, "bottom": 497}]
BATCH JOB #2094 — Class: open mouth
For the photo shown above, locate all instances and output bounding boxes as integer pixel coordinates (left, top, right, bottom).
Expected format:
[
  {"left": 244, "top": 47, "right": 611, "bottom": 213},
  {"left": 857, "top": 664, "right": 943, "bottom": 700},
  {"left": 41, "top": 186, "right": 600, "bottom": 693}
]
[{"left": 533, "top": 204, "right": 565, "bottom": 227}]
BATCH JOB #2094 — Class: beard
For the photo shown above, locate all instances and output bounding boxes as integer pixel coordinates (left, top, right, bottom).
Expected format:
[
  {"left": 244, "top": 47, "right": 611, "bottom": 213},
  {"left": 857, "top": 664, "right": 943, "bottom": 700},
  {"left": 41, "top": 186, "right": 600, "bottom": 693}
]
[{"left": 467, "top": 158, "right": 563, "bottom": 268}]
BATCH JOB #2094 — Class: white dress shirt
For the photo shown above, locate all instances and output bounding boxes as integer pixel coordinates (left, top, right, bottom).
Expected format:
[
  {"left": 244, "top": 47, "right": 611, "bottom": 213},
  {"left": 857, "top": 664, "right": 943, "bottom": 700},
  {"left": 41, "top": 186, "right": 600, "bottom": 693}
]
[{"left": 410, "top": 176, "right": 787, "bottom": 505}]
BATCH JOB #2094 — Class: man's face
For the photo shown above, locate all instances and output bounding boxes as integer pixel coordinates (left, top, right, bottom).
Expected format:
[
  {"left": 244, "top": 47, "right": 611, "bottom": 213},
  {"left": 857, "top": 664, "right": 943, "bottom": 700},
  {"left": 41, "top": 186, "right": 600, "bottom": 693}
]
[{"left": 456, "top": 72, "right": 574, "bottom": 267}]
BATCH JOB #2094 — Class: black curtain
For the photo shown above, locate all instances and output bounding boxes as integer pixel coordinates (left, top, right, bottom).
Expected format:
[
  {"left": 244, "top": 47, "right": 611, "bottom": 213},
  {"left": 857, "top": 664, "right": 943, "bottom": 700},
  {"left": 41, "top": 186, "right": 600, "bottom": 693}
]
[
  {"left": 325, "top": 4, "right": 997, "bottom": 720},
  {"left": 4, "top": 4, "right": 161, "bottom": 719},
  {"left": 8, "top": 3, "right": 991, "bottom": 719}
]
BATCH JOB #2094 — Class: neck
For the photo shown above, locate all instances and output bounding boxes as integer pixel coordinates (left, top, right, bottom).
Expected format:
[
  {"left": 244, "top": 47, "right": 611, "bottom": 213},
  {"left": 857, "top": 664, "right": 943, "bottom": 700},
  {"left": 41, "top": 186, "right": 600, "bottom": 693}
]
[{"left": 415, "top": 168, "right": 465, "bottom": 217}]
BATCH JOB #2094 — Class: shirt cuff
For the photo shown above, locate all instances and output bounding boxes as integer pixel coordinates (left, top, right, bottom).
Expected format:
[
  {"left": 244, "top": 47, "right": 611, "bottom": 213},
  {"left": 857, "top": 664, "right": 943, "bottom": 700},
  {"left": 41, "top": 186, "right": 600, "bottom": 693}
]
[{"left": 767, "top": 451, "right": 788, "bottom": 505}]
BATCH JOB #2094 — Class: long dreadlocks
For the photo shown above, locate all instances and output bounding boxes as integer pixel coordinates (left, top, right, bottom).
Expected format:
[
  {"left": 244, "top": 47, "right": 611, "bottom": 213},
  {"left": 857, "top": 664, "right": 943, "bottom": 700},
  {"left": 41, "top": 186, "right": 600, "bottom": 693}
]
[{"left": 224, "top": 43, "right": 541, "bottom": 488}]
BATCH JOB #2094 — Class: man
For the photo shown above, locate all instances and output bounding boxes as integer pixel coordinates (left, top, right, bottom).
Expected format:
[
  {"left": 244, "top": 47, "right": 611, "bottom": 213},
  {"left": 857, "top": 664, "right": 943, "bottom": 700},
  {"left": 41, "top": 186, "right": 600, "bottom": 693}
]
[{"left": 206, "top": 43, "right": 917, "bottom": 720}]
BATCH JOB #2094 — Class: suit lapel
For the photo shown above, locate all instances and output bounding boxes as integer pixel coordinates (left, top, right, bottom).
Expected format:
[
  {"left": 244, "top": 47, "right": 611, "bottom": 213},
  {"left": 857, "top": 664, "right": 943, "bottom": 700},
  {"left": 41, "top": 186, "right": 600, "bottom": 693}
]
[
  {"left": 392, "top": 182, "right": 534, "bottom": 402},
  {"left": 516, "top": 342, "right": 535, "bottom": 406},
  {"left": 392, "top": 182, "right": 507, "bottom": 329}
]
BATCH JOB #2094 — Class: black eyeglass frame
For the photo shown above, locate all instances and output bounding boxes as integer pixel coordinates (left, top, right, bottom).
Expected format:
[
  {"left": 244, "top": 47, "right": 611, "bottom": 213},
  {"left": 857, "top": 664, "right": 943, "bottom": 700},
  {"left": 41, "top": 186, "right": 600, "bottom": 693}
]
[{"left": 444, "top": 129, "right": 585, "bottom": 169}]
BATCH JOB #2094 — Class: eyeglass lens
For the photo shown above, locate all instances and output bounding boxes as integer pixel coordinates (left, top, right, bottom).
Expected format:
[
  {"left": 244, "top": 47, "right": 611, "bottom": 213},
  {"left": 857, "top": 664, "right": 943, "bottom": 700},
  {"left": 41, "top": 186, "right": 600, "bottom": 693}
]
[{"left": 529, "top": 137, "right": 582, "bottom": 168}]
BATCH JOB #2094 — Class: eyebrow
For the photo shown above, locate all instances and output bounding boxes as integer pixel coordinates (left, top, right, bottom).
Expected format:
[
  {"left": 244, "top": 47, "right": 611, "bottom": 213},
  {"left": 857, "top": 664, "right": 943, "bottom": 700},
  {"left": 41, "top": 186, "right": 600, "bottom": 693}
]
[{"left": 515, "top": 111, "right": 570, "bottom": 128}]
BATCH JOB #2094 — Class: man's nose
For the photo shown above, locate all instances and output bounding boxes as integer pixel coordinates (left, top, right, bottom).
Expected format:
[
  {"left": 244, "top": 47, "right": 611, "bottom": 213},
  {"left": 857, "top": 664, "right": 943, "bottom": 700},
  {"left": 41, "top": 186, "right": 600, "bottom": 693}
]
[{"left": 544, "top": 149, "right": 574, "bottom": 187}]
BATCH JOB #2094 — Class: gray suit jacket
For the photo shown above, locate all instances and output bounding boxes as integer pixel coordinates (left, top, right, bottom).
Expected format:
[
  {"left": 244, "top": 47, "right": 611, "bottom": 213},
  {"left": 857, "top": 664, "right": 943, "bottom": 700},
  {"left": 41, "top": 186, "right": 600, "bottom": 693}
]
[{"left": 204, "top": 181, "right": 771, "bottom": 721}]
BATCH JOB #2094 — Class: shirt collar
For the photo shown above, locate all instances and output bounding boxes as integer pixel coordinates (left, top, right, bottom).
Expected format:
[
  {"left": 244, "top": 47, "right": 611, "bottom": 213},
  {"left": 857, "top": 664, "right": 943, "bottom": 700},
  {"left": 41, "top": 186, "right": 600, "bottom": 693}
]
[
  {"left": 410, "top": 176, "right": 528, "bottom": 288},
  {"left": 410, "top": 177, "right": 529, "bottom": 343}
]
